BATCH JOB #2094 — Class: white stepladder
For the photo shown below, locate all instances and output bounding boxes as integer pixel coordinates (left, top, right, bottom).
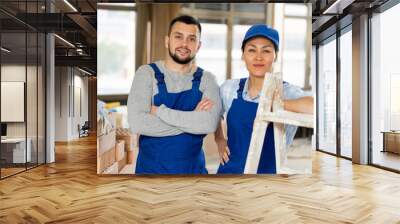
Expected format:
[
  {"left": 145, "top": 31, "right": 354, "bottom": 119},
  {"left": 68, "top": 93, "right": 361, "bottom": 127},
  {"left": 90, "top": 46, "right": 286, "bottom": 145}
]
[{"left": 243, "top": 72, "right": 314, "bottom": 174}]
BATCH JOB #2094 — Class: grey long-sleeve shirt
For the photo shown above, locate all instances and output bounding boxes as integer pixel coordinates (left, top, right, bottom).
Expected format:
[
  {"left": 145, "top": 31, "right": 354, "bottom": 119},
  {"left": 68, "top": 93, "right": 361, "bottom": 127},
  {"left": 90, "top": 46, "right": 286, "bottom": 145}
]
[{"left": 128, "top": 60, "right": 222, "bottom": 137}]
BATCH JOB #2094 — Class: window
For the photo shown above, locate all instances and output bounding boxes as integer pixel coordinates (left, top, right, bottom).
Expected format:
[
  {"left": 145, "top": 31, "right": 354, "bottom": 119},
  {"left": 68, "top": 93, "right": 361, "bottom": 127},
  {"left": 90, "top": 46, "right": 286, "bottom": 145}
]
[
  {"left": 284, "top": 4, "right": 308, "bottom": 16},
  {"left": 318, "top": 37, "right": 337, "bottom": 154},
  {"left": 371, "top": 3, "right": 400, "bottom": 171},
  {"left": 340, "top": 28, "right": 352, "bottom": 158},
  {"left": 231, "top": 24, "right": 251, "bottom": 79},
  {"left": 390, "top": 74, "right": 400, "bottom": 130},
  {"left": 98, "top": 9, "right": 135, "bottom": 95},
  {"left": 281, "top": 3, "right": 310, "bottom": 90},
  {"left": 282, "top": 18, "right": 307, "bottom": 87},
  {"left": 196, "top": 23, "right": 227, "bottom": 85},
  {"left": 182, "top": 3, "right": 267, "bottom": 84},
  {"left": 0, "top": 1, "right": 46, "bottom": 179}
]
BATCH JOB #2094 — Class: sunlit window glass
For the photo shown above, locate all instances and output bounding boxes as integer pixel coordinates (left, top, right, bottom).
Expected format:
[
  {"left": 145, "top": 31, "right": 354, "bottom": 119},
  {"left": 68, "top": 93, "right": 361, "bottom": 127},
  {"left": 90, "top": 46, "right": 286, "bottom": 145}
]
[
  {"left": 98, "top": 9, "right": 135, "bottom": 95},
  {"left": 196, "top": 23, "right": 227, "bottom": 85}
]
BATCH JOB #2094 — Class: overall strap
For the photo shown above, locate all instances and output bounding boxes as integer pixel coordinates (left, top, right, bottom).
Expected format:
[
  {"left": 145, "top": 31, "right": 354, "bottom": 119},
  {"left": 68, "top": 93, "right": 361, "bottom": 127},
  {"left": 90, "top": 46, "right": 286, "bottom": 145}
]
[
  {"left": 149, "top": 63, "right": 167, "bottom": 94},
  {"left": 236, "top": 78, "right": 247, "bottom": 100},
  {"left": 149, "top": 63, "right": 165, "bottom": 84},
  {"left": 192, "top": 67, "right": 204, "bottom": 90}
]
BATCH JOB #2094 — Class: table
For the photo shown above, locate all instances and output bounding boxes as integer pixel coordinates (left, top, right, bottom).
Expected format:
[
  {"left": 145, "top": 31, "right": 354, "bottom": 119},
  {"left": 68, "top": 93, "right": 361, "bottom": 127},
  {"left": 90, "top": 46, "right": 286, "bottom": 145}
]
[
  {"left": 381, "top": 131, "right": 400, "bottom": 154},
  {"left": 1, "top": 138, "right": 32, "bottom": 163}
]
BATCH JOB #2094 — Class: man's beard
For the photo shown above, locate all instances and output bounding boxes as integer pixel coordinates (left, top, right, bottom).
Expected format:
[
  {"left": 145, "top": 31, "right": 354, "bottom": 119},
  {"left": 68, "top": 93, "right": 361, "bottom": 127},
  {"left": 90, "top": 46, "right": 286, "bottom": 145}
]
[{"left": 168, "top": 47, "right": 195, "bottom": 65}]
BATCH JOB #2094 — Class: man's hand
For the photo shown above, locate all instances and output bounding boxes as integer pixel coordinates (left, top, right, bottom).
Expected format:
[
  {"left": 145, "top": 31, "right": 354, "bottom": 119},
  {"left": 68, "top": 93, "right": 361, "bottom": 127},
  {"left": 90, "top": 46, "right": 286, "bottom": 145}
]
[
  {"left": 216, "top": 138, "right": 230, "bottom": 165},
  {"left": 195, "top": 97, "right": 214, "bottom": 111},
  {"left": 150, "top": 105, "right": 158, "bottom": 115}
]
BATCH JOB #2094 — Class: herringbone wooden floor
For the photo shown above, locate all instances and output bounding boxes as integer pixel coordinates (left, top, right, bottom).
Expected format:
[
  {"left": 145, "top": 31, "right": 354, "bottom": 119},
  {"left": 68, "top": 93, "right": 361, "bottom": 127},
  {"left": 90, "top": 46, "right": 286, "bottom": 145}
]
[{"left": 1, "top": 135, "right": 400, "bottom": 223}]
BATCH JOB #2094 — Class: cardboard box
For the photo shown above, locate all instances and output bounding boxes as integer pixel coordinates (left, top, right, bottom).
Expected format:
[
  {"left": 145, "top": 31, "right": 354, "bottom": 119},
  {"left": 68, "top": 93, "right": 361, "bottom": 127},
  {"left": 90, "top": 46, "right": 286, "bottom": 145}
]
[
  {"left": 97, "top": 115, "right": 116, "bottom": 137},
  {"left": 127, "top": 150, "right": 135, "bottom": 164},
  {"left": 97, "top": 130, "right": 116, "bottom": 156},
  {"left": 97, "top": 118, "right": 103, "bottom": 136},
  {"left": 97, "top": 147, "right": 116, "bottom": 174},
  {"left": 118, "top": 152, "right": 127, "bottom": 172},
  {"left": 102, "top": 162, "right": 119, "bottom": 174},
  {"left": 116, "top": 128, "right": 138, "bottom": 152},
  {"left": 119, "top": 164, "right": 135, "bottom": 174},
  {"left": 110, "top": 112, "right": 123, "bottom": 129},
  {"left": 107, "top": 112, "right": 118, "bottom": 129},
  {"left": 115, "top": 140, "right": 125, "bottom": 161}
]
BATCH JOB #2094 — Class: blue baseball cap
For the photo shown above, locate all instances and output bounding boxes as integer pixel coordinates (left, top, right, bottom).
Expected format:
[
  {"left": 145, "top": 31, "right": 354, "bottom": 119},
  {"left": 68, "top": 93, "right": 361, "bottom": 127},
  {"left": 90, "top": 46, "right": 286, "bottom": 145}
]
[{"left": 241, "top": 24, "right": 279, "bottom": 51}]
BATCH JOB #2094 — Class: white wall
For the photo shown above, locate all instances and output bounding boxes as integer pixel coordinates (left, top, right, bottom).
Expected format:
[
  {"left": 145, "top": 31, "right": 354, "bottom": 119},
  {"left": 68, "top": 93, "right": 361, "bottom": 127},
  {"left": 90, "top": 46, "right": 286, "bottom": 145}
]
[
  {"left": 1, "top": 65, "right": 37, "bottom": 138},
  {"left": 46, "top": 3, "right": 56, "bottom": 163},
  {"left": 71, "top": 73, "right": 89, "bottom": 138},
  {"left": 54, "top": 66, "right": 89, "bottom": 141},
  {"left": 1, "top": 63, "right": 46, "bottom": 164},
  {"left": 55, "top": 66, "right": 69, "bottom": 141}
]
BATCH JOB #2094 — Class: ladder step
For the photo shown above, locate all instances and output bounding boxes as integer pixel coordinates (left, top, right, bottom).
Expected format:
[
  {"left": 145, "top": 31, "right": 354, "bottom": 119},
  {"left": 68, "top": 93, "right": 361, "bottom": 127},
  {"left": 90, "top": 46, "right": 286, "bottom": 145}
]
[{"left": 258, "top": 111, "right": 314, "bottom": 128}]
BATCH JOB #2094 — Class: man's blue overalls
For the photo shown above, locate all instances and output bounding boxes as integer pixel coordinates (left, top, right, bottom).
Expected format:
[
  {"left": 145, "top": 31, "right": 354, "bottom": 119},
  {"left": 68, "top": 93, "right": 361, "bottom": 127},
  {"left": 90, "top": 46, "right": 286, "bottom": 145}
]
[{"left": 135, "top": 63, "right": 208, "bottom": 174}]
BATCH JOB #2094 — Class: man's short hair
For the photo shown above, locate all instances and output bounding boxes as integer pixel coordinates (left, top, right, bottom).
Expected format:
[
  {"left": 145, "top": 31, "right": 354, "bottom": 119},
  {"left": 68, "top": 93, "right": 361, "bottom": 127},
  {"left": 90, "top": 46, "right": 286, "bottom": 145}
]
[{"left": 168, "top": 15, "right": 202, "bottom": 36}]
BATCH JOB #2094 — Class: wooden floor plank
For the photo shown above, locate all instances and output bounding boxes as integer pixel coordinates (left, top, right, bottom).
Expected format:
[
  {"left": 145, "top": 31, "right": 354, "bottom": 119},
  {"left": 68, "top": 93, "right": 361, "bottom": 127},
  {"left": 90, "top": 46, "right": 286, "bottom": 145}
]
[{"left": 0, "top": 135, "right": 399, "bottom": 223}]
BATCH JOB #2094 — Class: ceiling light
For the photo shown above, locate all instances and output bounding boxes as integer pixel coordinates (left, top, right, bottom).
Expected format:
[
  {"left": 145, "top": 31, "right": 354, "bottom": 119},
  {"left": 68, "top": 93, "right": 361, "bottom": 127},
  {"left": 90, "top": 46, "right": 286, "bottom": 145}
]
[
  {"left": 323, "top": 0, "right": 340, "bottom": 14},
  {"left": 76, "top": 48, "right": 84, "bottom": 55},
  {"left": 78, "top": 67, "right": 92, "bottom": 76},
  {"left": 63, "top": 0, "right": 78, "bottom": 12},
  {"left": 98, "top": 3, "right": 136, "bottom": 8},
  {"left": 322, "top": 0, "right": 354, "bottom": 15},
  {"left": 1, "top": 47, "right": 11, "bottom": 53},
  {"left": 54, "top": 34, "right": 75, "bottom": 48}
]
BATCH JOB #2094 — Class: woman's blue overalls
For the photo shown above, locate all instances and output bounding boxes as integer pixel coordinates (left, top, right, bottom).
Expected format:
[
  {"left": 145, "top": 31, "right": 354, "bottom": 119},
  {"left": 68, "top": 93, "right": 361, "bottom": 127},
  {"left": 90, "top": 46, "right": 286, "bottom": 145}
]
[
  {"left": 135, "top": 63, "right": 208, "bottom": 174},
  {"left": 217, "top": 78, "right": 276, "bottom": 174}
]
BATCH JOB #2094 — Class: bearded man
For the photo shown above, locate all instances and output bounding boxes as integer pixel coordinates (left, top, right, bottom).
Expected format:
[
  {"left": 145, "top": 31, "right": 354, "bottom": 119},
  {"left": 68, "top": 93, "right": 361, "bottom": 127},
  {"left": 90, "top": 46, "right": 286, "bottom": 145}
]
[{"left": 128, "top": 15, "right": 222, "bottom": 174}]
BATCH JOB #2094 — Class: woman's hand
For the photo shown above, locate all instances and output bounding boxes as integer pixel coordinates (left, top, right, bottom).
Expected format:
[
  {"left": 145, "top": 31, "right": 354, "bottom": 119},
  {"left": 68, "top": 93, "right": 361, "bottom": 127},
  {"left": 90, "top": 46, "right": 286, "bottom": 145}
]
[
  {"left": 283, "top": 96, "right": 314, "bottom": 114},
  {"left": 216, "top": 138, "right": 230, "bottom": 165},
  {"left": 214, "top": 119, "right": 230, "bottom": 165}
]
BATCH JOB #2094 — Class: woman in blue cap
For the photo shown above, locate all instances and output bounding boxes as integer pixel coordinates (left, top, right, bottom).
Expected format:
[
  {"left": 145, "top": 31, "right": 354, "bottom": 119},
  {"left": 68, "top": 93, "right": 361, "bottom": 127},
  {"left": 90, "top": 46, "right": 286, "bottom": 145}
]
[{"left": 214, "top": 24, "right": 313, "bottom": 174}]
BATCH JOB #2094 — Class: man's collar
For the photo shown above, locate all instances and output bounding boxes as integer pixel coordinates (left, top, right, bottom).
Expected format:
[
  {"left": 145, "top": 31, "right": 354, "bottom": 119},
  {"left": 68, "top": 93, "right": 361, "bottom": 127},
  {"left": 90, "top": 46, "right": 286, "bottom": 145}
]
[{"left": 161, "top": 60, "right": 196, "bottom": 75}]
